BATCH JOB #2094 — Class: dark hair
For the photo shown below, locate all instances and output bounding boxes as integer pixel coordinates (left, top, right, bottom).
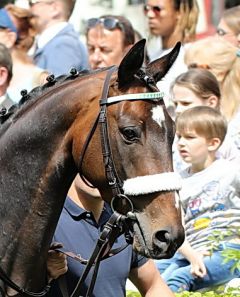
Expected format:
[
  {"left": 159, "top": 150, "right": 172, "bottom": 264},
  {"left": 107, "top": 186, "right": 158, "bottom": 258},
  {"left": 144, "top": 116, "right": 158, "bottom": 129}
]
[
  {"left": 225, "top": 0, "right": 240, "bottom": 9},
  {"left": 0, "top": 42, "right": 12, "bottom": 83},
  {"left": 60, "top": 0, "right": 76, "bottom": 20}
]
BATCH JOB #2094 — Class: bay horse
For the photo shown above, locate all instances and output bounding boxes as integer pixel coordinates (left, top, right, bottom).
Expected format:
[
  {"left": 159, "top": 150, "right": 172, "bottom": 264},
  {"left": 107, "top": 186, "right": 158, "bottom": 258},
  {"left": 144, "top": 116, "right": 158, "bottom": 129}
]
[{"left": 0, "top": 40, "right": 184, "bottom": 296}]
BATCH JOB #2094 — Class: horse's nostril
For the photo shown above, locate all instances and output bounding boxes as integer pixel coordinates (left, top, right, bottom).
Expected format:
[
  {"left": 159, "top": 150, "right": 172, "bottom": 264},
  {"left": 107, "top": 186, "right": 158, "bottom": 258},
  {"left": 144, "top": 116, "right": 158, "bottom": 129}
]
[{"left": 154, "top": 230, "right": 171, "bottom": 244}]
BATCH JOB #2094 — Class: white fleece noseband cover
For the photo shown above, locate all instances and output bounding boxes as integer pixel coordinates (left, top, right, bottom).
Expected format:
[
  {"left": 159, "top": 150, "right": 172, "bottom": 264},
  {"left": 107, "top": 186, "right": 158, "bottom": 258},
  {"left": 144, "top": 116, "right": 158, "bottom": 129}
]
[{"left": 123, "top": 172, "right": 182, "bottom": 196}]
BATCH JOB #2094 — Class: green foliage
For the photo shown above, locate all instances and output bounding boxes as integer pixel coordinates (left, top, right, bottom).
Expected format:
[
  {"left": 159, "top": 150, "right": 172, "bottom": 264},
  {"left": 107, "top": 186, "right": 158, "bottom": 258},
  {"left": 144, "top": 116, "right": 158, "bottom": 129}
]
[
  {"left": 126, "top": 229, "right": 240, "bottom": 297},
  {"left": 174, "top": 290, "right": 239, "bottom": 297},
  {"left": 126, "top": 289, "right": 240, "bottom": 297},
  {"left": 221, "top": 248, "right": 240, "bottom": 272},
  {"left": 126, "top": 291, "right": 141, "bottom": 297}
]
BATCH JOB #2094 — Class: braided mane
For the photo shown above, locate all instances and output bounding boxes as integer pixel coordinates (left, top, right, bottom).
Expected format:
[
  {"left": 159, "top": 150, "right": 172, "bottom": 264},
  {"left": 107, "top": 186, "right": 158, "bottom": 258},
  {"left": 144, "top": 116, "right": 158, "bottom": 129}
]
[{"left": 0, "top": 68, "right": 104, "bottom": 125}]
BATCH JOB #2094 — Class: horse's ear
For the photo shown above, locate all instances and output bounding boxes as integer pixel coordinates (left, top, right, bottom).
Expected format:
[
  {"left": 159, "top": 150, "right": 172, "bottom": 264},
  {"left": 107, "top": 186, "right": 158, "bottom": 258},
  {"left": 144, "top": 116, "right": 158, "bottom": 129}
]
[
  {"left": 146, "top": 42, "right": 181, "bottom": 82},
  {"left": 118, "top": 39, "right": 146, "bottom": 88}
]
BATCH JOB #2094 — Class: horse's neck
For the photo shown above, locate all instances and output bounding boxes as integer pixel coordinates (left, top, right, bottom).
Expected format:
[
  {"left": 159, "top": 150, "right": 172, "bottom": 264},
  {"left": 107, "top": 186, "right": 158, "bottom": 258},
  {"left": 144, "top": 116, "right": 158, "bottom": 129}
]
[{"left": 0, "top": 81, "right": 89, "bottom": 291}]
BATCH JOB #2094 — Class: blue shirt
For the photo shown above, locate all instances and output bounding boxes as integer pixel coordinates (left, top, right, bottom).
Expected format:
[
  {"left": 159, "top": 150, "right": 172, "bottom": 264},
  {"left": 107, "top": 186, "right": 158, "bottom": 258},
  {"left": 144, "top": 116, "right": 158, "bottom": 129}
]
[
  {"left": 49, "top": 197, "right": 147, "bottom": 297},
  {"left": 34, "top": 24, "right": 89, "bottom": 76}
]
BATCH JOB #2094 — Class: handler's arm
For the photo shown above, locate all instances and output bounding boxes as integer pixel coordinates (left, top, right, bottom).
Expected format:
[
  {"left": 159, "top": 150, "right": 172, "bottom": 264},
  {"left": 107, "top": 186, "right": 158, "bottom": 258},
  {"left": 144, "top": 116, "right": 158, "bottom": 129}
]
[{"left": 129, "top": 259, "right": 174, "bottom": 297}]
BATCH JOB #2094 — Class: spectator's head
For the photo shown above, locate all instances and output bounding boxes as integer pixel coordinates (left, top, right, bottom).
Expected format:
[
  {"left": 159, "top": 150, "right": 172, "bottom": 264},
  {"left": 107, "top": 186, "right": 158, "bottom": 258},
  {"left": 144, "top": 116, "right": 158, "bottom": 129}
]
[
  {"left": 29, "top": 0, "right": 75, "bottom": 33},
  {"left": 185, "top": 37, "right": 240, "bottom": 120},
  {"left": 86, "top": 15, "right": 135, "bottom": 69},
  {"left": 0, "top": 5, "right": 35, "bottom": 53},
  {"left": 144, "top": 0, "right": 199, "bottom": 49},
  {"left": 176, "top": 106, "right": 227, "bottom": 166},
  {"left": 216, "top": 5, "right": 240, "bottom": 47},
  {"left": 171, "top": 68, "right": 221, "bottom": 116},
  {"left": 0, "top": 42, "right": 12, "bottom": 95}
]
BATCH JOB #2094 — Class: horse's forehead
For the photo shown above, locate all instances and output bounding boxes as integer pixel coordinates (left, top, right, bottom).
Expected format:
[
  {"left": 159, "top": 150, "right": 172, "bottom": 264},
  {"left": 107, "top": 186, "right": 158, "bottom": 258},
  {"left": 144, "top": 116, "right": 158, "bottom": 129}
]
[{"left": 117, "top": 101, "right": 165, "bottom": 123}]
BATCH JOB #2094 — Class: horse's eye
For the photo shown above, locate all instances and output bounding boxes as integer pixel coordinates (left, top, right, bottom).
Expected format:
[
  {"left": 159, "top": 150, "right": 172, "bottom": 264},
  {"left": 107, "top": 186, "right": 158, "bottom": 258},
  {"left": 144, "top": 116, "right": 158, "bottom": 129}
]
[{"left": 121, "top": 127, "right": 140, "bottom": 143}]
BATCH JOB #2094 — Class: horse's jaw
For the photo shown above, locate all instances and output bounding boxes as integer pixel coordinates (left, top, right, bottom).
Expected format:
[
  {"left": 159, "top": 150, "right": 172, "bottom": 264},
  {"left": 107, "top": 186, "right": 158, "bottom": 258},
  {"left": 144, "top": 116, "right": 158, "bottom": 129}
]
[{"left": 132, "top": 211, "right": 185, "bottom": 260}]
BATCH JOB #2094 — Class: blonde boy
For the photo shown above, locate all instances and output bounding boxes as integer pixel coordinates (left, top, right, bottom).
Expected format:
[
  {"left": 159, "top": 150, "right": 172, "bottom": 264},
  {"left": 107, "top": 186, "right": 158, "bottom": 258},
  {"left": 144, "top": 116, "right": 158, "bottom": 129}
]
[{"left": 156, "top": 106, "right": 240, "bottom": 292}]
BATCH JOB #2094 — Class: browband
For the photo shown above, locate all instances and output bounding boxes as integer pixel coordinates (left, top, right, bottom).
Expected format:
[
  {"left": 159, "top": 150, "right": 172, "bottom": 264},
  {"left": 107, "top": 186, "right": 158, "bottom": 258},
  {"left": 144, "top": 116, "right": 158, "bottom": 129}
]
[{"left": 100, "top": 92, "right": 164, "bottom": 105}]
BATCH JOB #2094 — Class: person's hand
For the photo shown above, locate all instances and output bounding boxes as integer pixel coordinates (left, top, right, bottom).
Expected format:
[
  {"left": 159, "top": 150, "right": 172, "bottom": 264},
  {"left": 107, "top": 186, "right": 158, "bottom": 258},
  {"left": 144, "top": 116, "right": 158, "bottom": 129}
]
[
  {"left": 190, "top": 250, "right": 210, "bottom": 278},
  {"left": 47, "top": 242, "right": 68, "bottom": 281}
]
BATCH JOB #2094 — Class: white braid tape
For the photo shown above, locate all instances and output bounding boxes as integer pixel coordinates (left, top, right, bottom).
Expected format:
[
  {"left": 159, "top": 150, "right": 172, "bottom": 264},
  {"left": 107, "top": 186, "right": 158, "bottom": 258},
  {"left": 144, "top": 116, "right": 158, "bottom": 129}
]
[{"left": 123, "top": 172, "right": 182, "bottom": 196}]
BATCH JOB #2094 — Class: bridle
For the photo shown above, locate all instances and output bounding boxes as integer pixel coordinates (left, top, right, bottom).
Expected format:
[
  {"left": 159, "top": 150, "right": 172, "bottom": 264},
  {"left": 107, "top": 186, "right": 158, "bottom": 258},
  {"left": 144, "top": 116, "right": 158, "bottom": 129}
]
[
  {"left": 69, "top": 66, "right": 181, "bottom": 296},
  {"left": 0, "top": 66, "right": 181, "bottom": 297},
  {"left": 78, "top": 65, "right": 171, "bottom": 213}
]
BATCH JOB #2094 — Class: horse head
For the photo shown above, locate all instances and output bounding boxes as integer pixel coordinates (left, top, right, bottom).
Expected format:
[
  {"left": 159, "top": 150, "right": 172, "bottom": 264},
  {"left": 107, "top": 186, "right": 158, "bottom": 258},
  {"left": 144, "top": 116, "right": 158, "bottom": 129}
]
[
  {"left": 0, "top": 39, "right": 184, "bottom": 295},
  {"left": 72, "top": 39, "right": 185, "bottom": 259}
]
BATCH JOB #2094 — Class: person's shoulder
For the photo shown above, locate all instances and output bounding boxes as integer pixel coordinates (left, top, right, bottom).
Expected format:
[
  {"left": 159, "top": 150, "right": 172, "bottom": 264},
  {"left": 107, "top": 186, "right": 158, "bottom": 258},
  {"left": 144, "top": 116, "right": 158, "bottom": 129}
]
[
  {"left": 130, "top": 250, "right": 148, "bottom": 269},
  {"left": 53, "top": 24, "right": 83, "bottom": 45}
]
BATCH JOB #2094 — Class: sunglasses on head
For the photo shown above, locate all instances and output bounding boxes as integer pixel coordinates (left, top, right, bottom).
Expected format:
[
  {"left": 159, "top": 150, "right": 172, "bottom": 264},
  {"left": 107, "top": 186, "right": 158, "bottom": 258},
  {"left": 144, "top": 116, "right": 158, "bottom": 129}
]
[
  {"left": 86, "top": 17, "right": 124, "bottom": 31},
  {"left": 143, "top": 4, "right": 162, "bottom": 15}
]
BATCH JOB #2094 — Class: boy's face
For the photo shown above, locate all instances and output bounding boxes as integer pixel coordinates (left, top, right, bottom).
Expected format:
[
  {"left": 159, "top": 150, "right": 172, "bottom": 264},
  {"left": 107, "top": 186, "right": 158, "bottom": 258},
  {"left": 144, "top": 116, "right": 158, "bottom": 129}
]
[{"left": 176, "top": 128, "right": 214, "bottom": 171}]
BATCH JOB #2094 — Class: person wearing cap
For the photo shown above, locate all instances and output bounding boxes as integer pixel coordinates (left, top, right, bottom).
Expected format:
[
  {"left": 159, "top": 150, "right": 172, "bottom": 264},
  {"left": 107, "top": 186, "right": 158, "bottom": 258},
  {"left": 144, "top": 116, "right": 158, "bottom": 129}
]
[
  {"left": 29, "top": 0, "right": 89, "bottom": 76},
  {"left": 0, "top": 4, "right": 49, "bottom": 102},
  {"left": 86, "top": 15, "right": 135, "bottom": 69},
  {"left": 0, "top": 42, "right": 14, "bottom": 109}
]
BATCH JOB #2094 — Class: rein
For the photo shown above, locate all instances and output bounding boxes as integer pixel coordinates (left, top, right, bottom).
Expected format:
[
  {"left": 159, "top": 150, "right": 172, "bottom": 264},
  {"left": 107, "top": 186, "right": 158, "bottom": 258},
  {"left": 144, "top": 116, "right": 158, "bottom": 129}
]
[
  {"left": 72, "top": 66, "right": 174, "bottom": 297},
  {"left": 0, "top": 266, "right": 51, "bottom": 297},
  {"left": 0, "top": 66, "right": 180, "bottom": 297}
]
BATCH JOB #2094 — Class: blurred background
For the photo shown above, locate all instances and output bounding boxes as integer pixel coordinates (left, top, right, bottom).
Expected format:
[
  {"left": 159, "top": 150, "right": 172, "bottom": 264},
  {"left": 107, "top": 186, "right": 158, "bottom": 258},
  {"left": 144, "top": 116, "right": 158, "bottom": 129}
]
[{"left": 5, "top": 0, "right": 231, "bottom": 39}]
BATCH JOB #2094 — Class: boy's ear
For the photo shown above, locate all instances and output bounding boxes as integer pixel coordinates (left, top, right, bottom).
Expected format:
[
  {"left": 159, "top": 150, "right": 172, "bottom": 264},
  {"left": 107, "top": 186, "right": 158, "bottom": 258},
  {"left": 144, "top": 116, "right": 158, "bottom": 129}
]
[{"left": 208, "top": 137, "right": 221, "bottom": 151}]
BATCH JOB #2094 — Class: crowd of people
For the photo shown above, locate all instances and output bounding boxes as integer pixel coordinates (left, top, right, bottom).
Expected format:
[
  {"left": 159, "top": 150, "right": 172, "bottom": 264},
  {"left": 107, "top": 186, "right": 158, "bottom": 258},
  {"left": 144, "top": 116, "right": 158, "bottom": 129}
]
[{"left": 0, "top": 0, "right": 240, "bottom": 296}]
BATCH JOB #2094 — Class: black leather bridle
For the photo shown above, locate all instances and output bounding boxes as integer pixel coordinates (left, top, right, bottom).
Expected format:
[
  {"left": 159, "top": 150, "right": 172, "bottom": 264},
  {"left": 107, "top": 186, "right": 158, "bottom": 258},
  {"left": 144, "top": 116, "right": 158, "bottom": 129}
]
[
  {"left": 78, "top": 65, "right": 162, "bottom": 212},
  {"left": 68, "top": 66, "right": 165, "bottom": 297},
  {"left": 0, "top": 66, "right": 165, "bottom": 297}
]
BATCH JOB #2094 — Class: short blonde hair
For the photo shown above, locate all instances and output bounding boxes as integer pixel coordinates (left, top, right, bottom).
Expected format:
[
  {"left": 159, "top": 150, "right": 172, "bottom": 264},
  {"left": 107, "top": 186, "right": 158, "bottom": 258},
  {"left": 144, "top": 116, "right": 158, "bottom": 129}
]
[
  {"left": 176, "top": 106, "right": 227, "bottom": 144},
  {"left": 185, "top": 37, "right": 240, "bottom": 120}
]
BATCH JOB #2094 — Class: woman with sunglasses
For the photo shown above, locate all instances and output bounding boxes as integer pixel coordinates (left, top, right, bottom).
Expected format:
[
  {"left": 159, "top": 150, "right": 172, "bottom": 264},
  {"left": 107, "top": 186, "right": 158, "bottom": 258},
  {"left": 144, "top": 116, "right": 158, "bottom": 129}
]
[
  {"left": 86, "top": 15, "right": 135, "bottom": 70},
  {"left": 216, "top": 5, "right": 240, "bottom": 48},
  {"left": 143, "top": 0, "right": 199, "bottom": 109}
]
